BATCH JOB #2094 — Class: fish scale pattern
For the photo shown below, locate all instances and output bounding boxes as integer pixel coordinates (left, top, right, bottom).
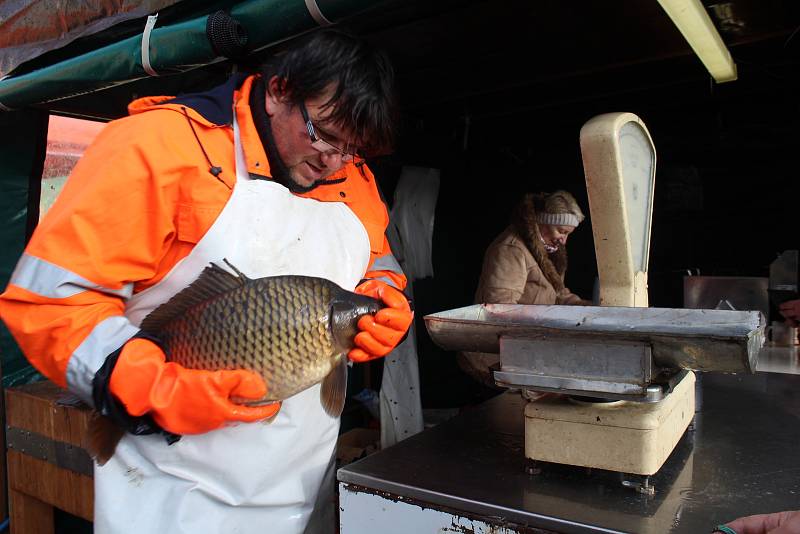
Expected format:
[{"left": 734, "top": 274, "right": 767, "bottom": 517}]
[{"left": 160, "top": 276, "right": 339, "bottom": 402}]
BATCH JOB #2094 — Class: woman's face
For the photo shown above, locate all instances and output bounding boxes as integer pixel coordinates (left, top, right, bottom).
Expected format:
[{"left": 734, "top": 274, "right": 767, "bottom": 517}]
[{"left": 539, "top": 224, "right": 576, "bottom": 250}]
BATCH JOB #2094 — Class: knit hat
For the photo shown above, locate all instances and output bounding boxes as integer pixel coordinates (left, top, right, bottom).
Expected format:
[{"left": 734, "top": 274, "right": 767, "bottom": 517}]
[
  {"left": 534, "top": 190, "right": 584, "bottom": 228},
  {"left": 536, "top": 212, "right": 581, "bottom": 227}
]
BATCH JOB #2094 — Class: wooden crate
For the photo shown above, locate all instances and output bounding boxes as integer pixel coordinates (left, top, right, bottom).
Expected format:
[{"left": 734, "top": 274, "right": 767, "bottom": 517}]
[
  {"left": 5, "top": 381, "right": 94, "bottom": 534},
  {"left": 336, "top": 427, "right": 380, "bottom": 467}
]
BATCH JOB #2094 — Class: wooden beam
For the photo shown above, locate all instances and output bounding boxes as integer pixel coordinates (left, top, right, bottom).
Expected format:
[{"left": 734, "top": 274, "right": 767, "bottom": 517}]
[
  {"left": 7, "top": 450, "right": 93, "bottom": 522},
  {"left": 9, "top": 488, "right": 53, "bottom": 534},
  {"left": 5, "top": 381, "right": 91, "bottom": 448}
]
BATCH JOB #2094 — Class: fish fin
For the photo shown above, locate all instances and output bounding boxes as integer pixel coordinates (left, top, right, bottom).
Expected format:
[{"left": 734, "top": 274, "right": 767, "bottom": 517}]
[
  {"left": 262, "top": 406, "right": 281, "bottom": 424},
  {"left": 221, "top": 258, "right": 252, "bottom": 282},
  {"left": 85, "top": 411, "right": 125, "bottom": 466},
  {"left": 141, "top": 260, "right": 249, "bottom": 332},
  {"left": 320, "top": 355, "right": 347, "bottom": 418}
]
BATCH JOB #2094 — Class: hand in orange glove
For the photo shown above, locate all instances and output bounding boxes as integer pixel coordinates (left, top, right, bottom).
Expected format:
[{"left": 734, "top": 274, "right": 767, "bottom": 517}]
[
  {"left": 349, "top": 280, "right": 413, "bottom": 363},
  {"left": 108, "top": 338, "right": 279, "bottom": 435}
]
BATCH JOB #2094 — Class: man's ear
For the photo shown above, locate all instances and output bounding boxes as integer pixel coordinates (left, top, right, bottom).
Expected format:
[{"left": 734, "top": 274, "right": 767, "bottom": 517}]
[{"left": 264, "top": 75, "right": 289, "bottom": 116}]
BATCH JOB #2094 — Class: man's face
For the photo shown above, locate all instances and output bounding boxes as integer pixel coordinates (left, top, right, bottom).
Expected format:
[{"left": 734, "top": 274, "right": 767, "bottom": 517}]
[
  {"left": 264, "top": 76, "right": 355, "bottom": 188},
  {"left": 539, "top": 224, "right": 575, "bottom": 249}
]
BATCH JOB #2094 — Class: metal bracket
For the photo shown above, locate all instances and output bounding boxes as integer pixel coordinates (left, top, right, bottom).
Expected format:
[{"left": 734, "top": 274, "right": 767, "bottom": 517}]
[
  {"left": 621, "top": 473, "right": 656, "bottom": 496},
  {"left": 6, "top": 426, "right": 94, "bottom": 477},
  {"left": 495, "top": 336, "right": 660, "bottom": 400}
]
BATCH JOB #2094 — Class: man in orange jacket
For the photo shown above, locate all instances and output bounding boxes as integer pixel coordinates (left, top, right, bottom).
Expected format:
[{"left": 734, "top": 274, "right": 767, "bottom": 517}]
[{"left": 0, "top": 29, "right": 411, "bottom": 534}]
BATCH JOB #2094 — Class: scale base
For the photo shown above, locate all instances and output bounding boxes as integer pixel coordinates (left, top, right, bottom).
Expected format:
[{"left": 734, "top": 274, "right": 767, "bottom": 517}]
[{"left": 524, "top": 371, "right": 695, "bottom": 476}]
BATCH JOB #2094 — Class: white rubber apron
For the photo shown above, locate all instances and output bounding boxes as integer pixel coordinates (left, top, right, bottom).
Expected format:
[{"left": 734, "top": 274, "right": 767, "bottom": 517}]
[{"left": 93, "top": 110, "right": 371, "bottom": 534}]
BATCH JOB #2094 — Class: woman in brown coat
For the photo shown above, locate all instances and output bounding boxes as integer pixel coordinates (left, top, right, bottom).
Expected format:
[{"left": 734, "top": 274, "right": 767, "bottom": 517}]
[{"left": 458, "top": 190, "right": 591, "bottom": 387}]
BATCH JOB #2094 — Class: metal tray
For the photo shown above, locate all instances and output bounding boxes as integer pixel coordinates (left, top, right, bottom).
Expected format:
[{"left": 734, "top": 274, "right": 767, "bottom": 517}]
[{"left": 424, "top": 304, "right": 764, "bottom": 373}]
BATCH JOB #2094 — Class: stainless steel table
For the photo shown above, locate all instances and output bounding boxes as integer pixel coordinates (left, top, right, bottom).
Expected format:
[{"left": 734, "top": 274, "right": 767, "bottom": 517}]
[{"left": 338, "top": 370, "right": 800, "bottom": 533}]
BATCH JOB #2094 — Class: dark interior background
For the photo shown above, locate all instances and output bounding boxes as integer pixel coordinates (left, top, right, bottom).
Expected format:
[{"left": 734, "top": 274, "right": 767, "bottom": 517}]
[
  {"left": 36, "top": 0, "right": 800, "bottom": 409},
  {"left": 359, "top": 0, "right": 800, "bottom": 408}
]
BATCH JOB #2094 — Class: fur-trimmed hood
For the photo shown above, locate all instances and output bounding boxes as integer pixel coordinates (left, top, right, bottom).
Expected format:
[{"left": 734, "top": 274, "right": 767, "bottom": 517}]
[{"left": 511, "top": 193, "right": 568, "bottom": 293}]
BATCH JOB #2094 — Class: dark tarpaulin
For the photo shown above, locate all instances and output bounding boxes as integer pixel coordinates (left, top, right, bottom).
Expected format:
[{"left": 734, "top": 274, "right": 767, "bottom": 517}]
[
  {"left": 0, "top": 0, "right": 184, "bottom": 76},
  {"left": 0, "top": 109, "right": 48, "bottom": 387},
  {"left": 0, "top": 0, "right": 381, "bottom": 111}
]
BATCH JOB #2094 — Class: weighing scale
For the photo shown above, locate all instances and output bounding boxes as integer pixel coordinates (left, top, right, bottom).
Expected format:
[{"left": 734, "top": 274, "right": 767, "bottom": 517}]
[{"left": 424, "top": 113, "right": 764, "bottom": 494}]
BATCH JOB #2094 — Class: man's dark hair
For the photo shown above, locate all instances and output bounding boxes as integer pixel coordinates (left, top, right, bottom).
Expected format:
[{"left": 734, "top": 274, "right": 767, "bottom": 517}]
[{"left": 260, "top": 29, "right": 396, "bottom": 157}]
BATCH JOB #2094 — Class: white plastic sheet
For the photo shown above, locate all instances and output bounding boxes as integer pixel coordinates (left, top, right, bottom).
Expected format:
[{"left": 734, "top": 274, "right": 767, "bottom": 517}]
[
  {"left": 380, "top": 166, "right": 440, "bottom": 449},
  {"left": 389, "top": 166, "right": 440, "bottom": 279}
]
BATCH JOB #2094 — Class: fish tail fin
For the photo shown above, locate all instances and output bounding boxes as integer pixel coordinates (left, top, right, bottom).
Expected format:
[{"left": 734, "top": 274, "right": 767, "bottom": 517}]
[
  {"left": 85, "top": 411, "right": 125, "bottom": 466},
  {"left": 320, "top": 355, "right": 348, "bottom": 417}
]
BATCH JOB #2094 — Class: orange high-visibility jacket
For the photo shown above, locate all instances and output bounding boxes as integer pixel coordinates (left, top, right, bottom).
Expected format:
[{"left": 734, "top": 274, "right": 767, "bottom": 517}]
[{"left": 0, "top": 74, "right": 406, "bottom": 400}]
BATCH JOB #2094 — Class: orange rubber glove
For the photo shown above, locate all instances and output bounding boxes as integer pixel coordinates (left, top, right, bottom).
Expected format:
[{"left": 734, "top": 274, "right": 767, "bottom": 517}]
[
  {"left": 109, "top": 338, "right": 280, "bottom": 435},
  {"left": 349, "top": 280, "right": 413, "bottom": 363}
]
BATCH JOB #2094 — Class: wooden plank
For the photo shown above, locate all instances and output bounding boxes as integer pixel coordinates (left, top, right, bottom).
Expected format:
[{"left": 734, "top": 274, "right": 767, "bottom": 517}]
[
  {"left": 7, "top": 450, "right": 93, "bottom": 521},
  {"left": 5, "top": 382, "right": 92, "bottom": 448},
  {"left": 9, "top": 488, "right": 54, "bottom": 534},
  {"left": 0, "top": 364, "right": 8, "bottom": 521}
]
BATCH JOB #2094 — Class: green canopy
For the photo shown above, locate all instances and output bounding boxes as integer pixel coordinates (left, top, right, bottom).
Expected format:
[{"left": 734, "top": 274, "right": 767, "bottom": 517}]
[
  {"left": 0, "top": 0, "right": 380, "bottom": 110},
  {"left": 0, "top": 109, "right": 48, "bottom": 386}
]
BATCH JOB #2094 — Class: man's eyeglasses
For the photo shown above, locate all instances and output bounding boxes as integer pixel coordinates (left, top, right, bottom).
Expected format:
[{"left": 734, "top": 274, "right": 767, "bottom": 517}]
[{"left": 298, "top": 101, "right": 359, "bottom": 162}]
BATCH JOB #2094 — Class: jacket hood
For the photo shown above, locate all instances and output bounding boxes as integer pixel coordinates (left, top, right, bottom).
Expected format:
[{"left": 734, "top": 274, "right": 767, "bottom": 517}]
[
  {"left": 127, "top": 73, "right": 248, "bottom": 128},
  {"left": 511, "top": 193, "right": 568, "bottom": 293}
]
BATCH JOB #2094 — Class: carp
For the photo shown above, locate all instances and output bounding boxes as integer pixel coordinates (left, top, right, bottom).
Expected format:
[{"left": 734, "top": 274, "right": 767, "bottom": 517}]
[{"left": 89, "top": 260, "right": 381, "bottom": 463}]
